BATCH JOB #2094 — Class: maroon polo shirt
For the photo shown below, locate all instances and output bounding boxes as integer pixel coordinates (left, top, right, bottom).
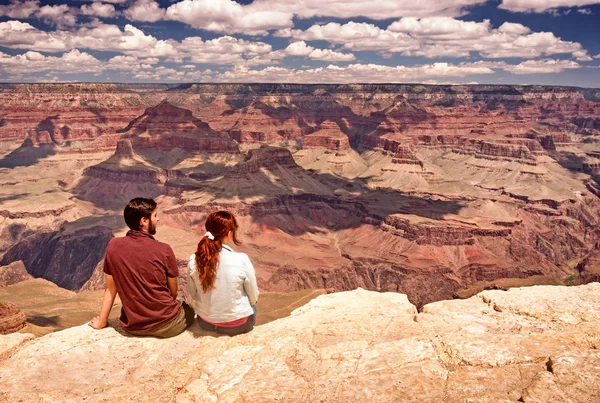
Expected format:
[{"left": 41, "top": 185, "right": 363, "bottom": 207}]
[{"left": 103, "top": 230, "right": 181, "bottom": 331}]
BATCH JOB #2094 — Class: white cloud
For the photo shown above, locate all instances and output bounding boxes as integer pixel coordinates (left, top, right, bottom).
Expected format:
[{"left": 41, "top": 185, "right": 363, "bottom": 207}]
[
  {"left": 0, "top": 0, "right": 39, "bottom": 19},
  {"left": 497, "top": 22, "right": 531, "bottom": 35},
  {"left": 0, "top": 20, "right": 69, "bottom": 51},
  {"left": 252, "top": 0, "right": 487, "bottom": 19},
  {"left": 285, "top": 41, "right": 313, "bottom": 57},
  {"left": 501, "top": 59, "right": 581, "bottom": 74},
  {"left": 83, "top": 0, "right": 126, "bottom": 3},
  {"left": 0, "top": 21, "right": 282, "bottom": 66},
  {"left": 0, "top": 49, "right": 105, "bottom": 76},
  {"left": 0, "top": 21, "right": 180, "bottom": 58},
  {"left": 284, "top": 41, "right": 355, "bottom": 61},
  {"left": 166, "top": 0, "right": 293, "bottom": 35},
  {"left": 499, "top": 0, "right": 600, "bottom": 13},
  {"left": 178, "top": 35, "right": 272, "bottom": 64},
  {"left": 291, "top": 22, "right": 419, "bottom": 53},
  {"left": 389, "top": 17, "right": 490, "bottom": 39},
  {"left": 572, "top": 50, "right": 593, "bottom": 61},
  {"left": 35, "top": 4, "right": 78, "bottom": 27},
  {"left": 309, "top": 49, "right": 356, "bottom": 61},
  {"left": 80, "top": 3, "right": 116, "bottom": 19},
  {"left": 291, "top": 18, "right": 590, "bottom": 60},
  {"left": 214, "top": 59, "right": 587, "bottom": 83},
  {"left": 124, "top": 0, "right": 165, "bottom": 23},
  {"left": 216, "top": 62, "right": 496, "bottom": 83}
]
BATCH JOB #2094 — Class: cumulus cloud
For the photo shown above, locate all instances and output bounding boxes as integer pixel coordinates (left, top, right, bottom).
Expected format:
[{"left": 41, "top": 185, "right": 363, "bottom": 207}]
[
  {"left": 178, "top": 36, "right": 272, "bottom": 64},
  {"left": 0, "top": 21, "right": 179, "bottom": 57},
  {"left": 290, "top": 18, "right": 590, "bottom": 60},
  {"left": 0, "top": 49, "right": 104, "bottom": 77},
  {"left": 498, "top": 0, "right": 600, "bottom": 13},
  {"left": 0, "top": 0, "right": 39, "bottom": 19},
  {"left": 165, "top": 0, "right": 293, "bottom": 35},
  {"left": 500, "top": 59, "right": 581, "bottom": 74},
  {"left": 35, "top": 4, "right": 78, "bottom": 27},
  {"left": 80, "top": 3, "right": 116, "bottom": 19},
  {"left": 214, "top": 62, "right": 496, "bottom": 84},
  {"left": 290, "top": 22, "right": 419, "bottom": 53},
  {"left": 572, "top": 50, "right": 593, "bottom": 61},
  {"left": 252, "top": 0, "right": 487, "bottom": 19},
  {"left": 214, "top": 59, "right": 587, "bottom": 83},
  {"left": 162, "top": 0, "right": 492, "bottom": 34},
  {"left": 83, "top": 0, "right": 126, "bottom": 3},
  {"left": 124, "top": 0, "right": 165, "bottom": 22},
  {"left": 284, "top": 41, "right": 355, "bottom": 61},
  {"left": 0, "top": 20, "right": 288, "bottom": 67}
]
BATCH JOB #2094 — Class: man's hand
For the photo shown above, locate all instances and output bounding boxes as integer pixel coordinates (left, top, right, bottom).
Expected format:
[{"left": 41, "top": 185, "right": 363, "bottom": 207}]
[{"left": 88, "top": 316, "right": 107, "bottom": 330}]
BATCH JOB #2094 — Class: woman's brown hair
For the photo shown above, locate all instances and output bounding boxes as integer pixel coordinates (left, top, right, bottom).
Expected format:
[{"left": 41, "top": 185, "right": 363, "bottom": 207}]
[{"left": 195, "top": 210, "right": 240, "bottom": 292}]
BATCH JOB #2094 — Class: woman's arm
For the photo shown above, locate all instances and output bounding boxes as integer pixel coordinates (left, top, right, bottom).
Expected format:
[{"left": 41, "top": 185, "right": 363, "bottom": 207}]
[
  {"left": 187, "top": 256, "right": 199, "bottom": 309},
  {"left": 242, "top": 254, "right": 259, "bottom": 305}
]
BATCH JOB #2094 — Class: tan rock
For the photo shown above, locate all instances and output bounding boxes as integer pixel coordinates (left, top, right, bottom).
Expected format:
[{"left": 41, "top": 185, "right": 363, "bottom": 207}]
[
  {"left": 0, "top": 260, "right": 32, "bottom": 287},
  {"left": 1, "top": 285, "right": 600, "bottom": 402},
  {"left": 0, "top": 332, "right": 34, "bottom": 360}
]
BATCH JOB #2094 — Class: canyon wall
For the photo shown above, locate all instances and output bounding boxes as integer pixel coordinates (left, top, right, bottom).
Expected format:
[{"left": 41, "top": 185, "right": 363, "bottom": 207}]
[{"left": 0, "top": 83, "right": 599, "bottom": 306}]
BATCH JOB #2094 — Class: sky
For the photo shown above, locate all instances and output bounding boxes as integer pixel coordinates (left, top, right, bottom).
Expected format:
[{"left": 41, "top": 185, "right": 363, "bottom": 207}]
[{"left": 0, "top": 0, "right": 600, "bottom": 86}]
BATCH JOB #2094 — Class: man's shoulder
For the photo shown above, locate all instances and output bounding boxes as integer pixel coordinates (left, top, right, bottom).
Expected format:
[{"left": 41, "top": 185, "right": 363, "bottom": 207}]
[{"left": 107, "top": 234, "right": 171, "bottom": 250}]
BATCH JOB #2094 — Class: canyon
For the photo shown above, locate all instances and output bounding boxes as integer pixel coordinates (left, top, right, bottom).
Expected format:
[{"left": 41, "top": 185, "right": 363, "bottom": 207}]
[{"left": 0, "top": 83, "right": 599, "bottom": 311}]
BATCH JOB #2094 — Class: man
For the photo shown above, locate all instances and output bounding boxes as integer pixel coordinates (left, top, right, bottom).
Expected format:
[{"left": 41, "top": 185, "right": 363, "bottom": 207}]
[{"left": 89, "top": 197, "right": 194, "bottom": 338}]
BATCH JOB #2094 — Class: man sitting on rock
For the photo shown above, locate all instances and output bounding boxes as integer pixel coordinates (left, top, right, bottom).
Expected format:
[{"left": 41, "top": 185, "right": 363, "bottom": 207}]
[{"left": 89, "top": 197, "right": 194, "bottom": 338}]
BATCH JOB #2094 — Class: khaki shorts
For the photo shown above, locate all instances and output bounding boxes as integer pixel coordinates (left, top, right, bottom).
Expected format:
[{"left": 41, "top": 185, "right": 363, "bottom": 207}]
[{"left": 127, "top": 302, "right": 195, "bottom": 339}]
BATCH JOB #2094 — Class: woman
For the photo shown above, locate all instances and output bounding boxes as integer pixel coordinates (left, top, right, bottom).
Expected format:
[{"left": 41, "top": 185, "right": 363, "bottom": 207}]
[{"left": 187, "top": 210, "right": 259, "bottom": 336}]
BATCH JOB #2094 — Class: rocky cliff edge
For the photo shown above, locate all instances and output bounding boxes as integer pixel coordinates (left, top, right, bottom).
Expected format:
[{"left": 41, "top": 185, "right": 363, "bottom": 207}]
[{"left": 1, "top": 285, "right": 599, "bottom": 402}]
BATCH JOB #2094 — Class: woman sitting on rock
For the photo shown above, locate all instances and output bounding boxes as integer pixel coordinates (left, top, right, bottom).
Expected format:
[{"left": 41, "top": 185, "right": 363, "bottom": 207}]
[{"left": 187, "top": 210, "right": 259, "bottom": 336}]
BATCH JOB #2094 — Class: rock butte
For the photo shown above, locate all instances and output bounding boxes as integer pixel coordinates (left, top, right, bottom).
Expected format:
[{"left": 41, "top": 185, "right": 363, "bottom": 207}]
[
  {"left": 0, "top": 83, "right": 599, "bottom": 307},
  {"left": 1, "top": 285, "right": 600, "bottom": 402}
]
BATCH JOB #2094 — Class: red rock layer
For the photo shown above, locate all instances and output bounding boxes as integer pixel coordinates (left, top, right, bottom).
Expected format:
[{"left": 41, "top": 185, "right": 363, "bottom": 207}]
[
  {"left": 235, "top": 146, "right": 301, "bottom": 173},
  {"left": 303, "top": 121, "right": 350, "bottom": 151},
  {"left": 0, "top": 302, "right": 27, "bottom": 335},
  {"left": 118, "top": 101, "right": 239, "bottom": 154}
]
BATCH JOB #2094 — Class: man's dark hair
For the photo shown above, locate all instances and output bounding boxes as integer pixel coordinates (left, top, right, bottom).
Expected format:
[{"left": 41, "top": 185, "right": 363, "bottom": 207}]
[{"left": 124, "top": 198, "right": 157, "bottom": 230}]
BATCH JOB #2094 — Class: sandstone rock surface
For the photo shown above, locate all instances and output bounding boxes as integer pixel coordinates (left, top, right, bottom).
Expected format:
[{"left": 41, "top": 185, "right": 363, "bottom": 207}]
[
  {"left": 0, "top": 260, "right": 32, "bottom": 287},
  {"left": 1, "top": 285, "right": 600, "bottom": 402},
  {"left": 0, "top": 302, "right": 27, "bottom": 335}
]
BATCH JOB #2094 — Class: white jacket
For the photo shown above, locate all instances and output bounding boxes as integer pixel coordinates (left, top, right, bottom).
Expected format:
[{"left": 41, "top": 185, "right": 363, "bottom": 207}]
[{"left": 187, "top": 245, "right": 259, "bottom": 322}]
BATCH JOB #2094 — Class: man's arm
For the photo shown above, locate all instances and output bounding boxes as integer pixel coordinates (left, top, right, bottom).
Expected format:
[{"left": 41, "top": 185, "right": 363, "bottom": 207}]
[
  {"left": 167, "top": 276, "right": 178, "bottom": 299},
  {"left": 89, "top": 274, "right": 117, "bottom": 330}
]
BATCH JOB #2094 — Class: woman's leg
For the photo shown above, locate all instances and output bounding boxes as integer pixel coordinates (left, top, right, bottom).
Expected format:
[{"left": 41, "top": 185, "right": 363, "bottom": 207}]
[{"left": 215, "top": 306, "right": 256, "bottom": 336}]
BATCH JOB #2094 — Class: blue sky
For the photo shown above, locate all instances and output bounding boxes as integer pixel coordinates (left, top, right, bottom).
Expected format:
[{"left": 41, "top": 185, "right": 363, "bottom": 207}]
[{"left": 0, "top": 0, "right": 599, "bottom": 86}]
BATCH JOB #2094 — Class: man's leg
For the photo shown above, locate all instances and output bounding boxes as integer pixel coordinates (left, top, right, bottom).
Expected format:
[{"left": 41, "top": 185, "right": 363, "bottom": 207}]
[
  {"left": 127, "top": 303, "right": 190, "bottom": 338},
  {"left": 182, "top": 301, "right": 195, "bottom": 327}
]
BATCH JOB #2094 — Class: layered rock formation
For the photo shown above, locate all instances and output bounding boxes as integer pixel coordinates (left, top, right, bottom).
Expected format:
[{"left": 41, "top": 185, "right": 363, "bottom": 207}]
[
  {"left": 117, "top": 100, "right": 239, "bottom": 154},
  {"left": 0, "top": 226, "right": 113, "bottom": 290},
  {"left": 0, "top": 261, "right": 32, "bottom": 287},
  {"left": 1, "top": 83, "right": 600, "bottom": 309},
  {"left": 302, "top": 120, "right": 350, "bottom": 151},
  {"left": 0, "top": 302, "right": 26, "bottom": 335},
  {"left": 73, "top": 139, "right": 164, "bottom": 205},
  {"left": 1, "top": 285, "right": 600, "bottom": 402}
]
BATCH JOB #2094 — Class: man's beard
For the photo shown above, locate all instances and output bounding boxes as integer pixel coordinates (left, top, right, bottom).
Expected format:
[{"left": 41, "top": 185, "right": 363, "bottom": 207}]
[{"left": 148, "top": 220, "right": 157, "bottom": 235}]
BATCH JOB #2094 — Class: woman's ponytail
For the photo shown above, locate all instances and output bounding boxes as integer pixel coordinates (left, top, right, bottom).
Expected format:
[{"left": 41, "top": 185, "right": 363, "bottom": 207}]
[{"left": 194, "top": 211, "right": 240, "bottom": 292}]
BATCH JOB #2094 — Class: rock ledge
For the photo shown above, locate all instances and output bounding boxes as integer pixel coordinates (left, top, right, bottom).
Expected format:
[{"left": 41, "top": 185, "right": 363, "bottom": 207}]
[{"left": 1, "top": 285, "right": 600, "bottom": 402}]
